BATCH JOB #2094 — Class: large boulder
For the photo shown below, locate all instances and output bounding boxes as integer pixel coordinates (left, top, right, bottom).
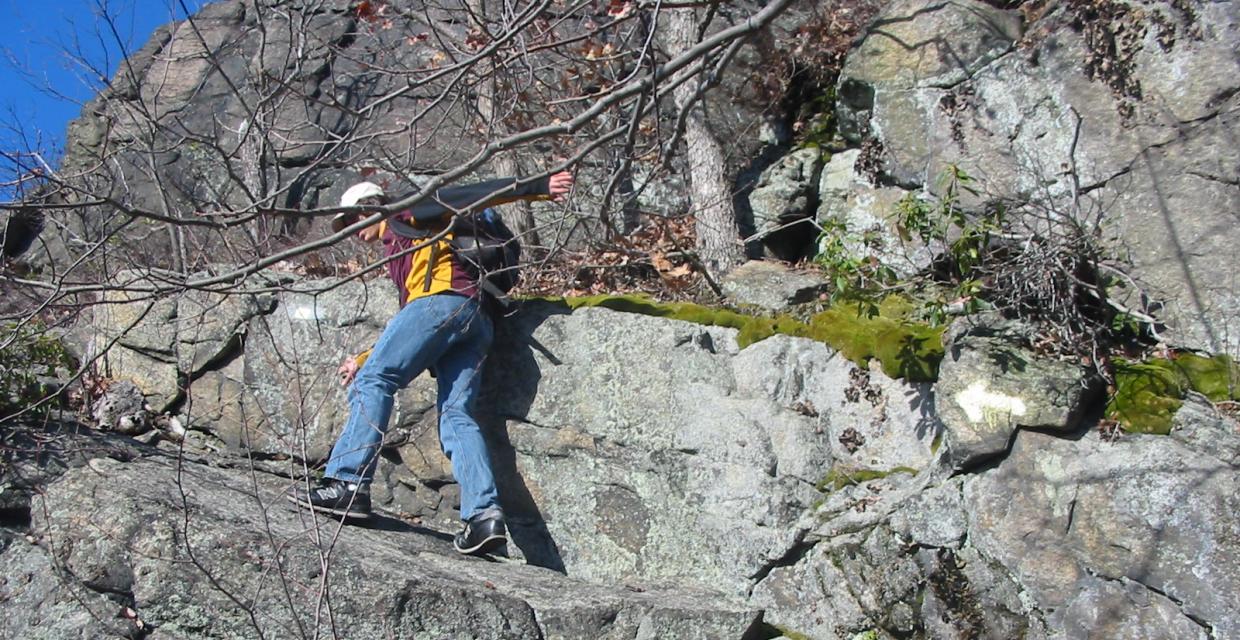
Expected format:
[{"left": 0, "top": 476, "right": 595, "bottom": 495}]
[
  {"left": 752, "top": 484, "right": 1044, "bottom": 640},
  {"left": 720, "top": 260, "right": 828, "bottom": 311},
  {"left": 733, "top": 335, "right": 940, "bottom": 473},
  {"left": 837, "top": 0, "right": 1022, "bottom": 142},
  {"left": 815, "top": 149, "right": 927, "bottom": 279},
  {"left": 468, "top": 303, "right": 937, "bottom": 600},
  {"left": 935, "top": 321, "right": 1098, "bottom": 469},
  {"left": 1046, "top": 575, "right": 1209, "bottom": 640},
  {"left": 34, "top": 0, "right": 808, "bottom": 274},
  {"left": 837, "top": 0, "right": 1240, "bottom": 354},
  {"left": 480, "top": 305, "right": 834, "bottom": 595},
  {"left": 750, "top": 525, "right": 930, "bottom": 639},
  {"left": 749, "top": 148, "right": 827, "bottom": 260},
  {"left": 89, "top": 272, "right": 440, "bottom": 462},
  {"left": 89, "top": 270, "right": 278, "bottom": 413},
  {"left": 22, "top": 270, "right": 1240, "bottom": 638},
  {"left": 0, "top": 533, "right": 141, "bottom": 639},
  {"left": 235, "top": 278, "right": 436, "bottom": 460}
]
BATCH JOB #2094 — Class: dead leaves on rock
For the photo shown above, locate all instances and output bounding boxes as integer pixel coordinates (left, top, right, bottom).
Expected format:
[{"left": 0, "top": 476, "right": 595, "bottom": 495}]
[{"left": 520, "top": 215, "right": 701, "bottom": 299}]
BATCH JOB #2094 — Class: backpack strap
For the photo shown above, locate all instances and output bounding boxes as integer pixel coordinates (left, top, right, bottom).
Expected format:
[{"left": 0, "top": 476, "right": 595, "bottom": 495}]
[
  {"left": 422, "top": 242, "right": 439, "bottom": 293},
  {"left": 478, "top": 278, "right": 516, "bottom": 315},
  {"left": 385, "top": 216, "right": 441, "bottom": 240}
]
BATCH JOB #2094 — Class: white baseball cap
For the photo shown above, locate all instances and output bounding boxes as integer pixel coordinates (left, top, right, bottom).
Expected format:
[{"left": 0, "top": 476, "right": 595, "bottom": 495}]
[{"left": 332, "top": 181, "right": 386, "bottom": 232}]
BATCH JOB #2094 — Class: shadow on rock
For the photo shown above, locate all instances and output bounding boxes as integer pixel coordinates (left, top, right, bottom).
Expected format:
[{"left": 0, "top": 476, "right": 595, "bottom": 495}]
[{"left": 479, "top": 301, "right": 571, "bottom": 573}]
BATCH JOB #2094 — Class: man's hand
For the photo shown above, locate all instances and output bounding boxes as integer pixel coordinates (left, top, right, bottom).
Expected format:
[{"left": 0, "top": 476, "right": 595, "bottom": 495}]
[
  {"left": 356, "top": 224, "right": 382, "bottom": 242},
  {"left": 338, "top": 357, "right": 360, "bottom": 387},
  {"left": 548, "top": 171, "right": 574, "bottom": 202}
]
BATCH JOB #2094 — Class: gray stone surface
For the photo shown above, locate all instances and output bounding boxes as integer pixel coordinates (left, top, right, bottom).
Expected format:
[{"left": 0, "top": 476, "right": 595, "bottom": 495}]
[
  {"left": 720, "top": 260, "right": 828, "bottom": 311},
  {"left": 17, "top": 270, "right": 1240, "bottom": 638},
  {"left": 481, "top": 304, "right": 823, "bottom": 595},
  {"left": 816, "top": 149, "right": 927, "bottom": 279},
  {"left": 175, "top": 286, "right": 276, "bottom": 375},
  {"left": 936, "top": 330, "right": 1096, "bottom": 469},
  {"left": 89, "top": 270, "right": 278, "bottom": 413},
  {"left": 734, "top": 334, "right": 939, "bottom": 473},
  {"left": 915, "top": 546, "right": 1044, "bottom": 640},
  {"left": 0, "top": 534, "right": 136, "bottom": 640},
  {"left": 836, "top": 0, "right": 1022, "bottom": 143},
  {"left": 749, "top": 148, "right": 826, "bottom": 259},
  {"left": 19, "top": 454, "right": 760, "bottom": 639},
  {"left": 1046, "top": 575, "right": 1209, "bottom": 640},
  {"left": 836, "top": 0, "right": 1240, "bottom": 354},
  {"left": 182, "top": 359, "right": 272, "bottom": 450},
  {"left": 965, "top": 429, "right": 1240, "bottom": 639},
  {"left": 1170, "top": 392, "right": 1240, "bottom": 466},
  {"left": 241, "top": 278, "right": 436, "bottom": 461},
  {"left": 748, "top": 532, "right": 897, "bottom": 640},
  {"left": 92, "top": 280, "right": 181, "bottom": 412},
  {"left": 888, "top": 477, "right": 967, "bottom": 549}
]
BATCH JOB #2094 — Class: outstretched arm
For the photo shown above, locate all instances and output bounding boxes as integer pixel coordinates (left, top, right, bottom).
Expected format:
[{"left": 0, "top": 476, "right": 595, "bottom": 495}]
[{"left": 407, "top": 171, "right": 573, "bottom": 223}]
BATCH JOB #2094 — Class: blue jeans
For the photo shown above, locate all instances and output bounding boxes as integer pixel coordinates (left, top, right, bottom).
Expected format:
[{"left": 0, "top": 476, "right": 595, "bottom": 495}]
[{"left": 325, "top": 293, "right": 499, "bottom": 521}]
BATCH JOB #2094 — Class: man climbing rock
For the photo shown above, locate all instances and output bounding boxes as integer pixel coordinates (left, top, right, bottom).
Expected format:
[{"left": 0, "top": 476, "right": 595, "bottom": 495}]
[{"left": 288, "top": 171, "right": 573, "bottom": 556}]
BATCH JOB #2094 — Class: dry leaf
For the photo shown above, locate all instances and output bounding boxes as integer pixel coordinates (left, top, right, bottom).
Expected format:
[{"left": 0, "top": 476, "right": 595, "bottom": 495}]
[{"left": 664, "top": 264, "right": 693, "bottom": 278}]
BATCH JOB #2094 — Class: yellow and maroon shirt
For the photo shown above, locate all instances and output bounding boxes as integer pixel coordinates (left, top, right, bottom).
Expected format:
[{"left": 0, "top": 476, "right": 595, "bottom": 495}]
[{"left": 379, "top": 176, "right": 551, "bottom": 306}]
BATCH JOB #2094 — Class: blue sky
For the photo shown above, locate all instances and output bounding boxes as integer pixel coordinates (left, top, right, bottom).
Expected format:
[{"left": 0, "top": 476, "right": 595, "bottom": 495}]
[{"left": 1, "top": 0, "right": 203, "bottom": 198}]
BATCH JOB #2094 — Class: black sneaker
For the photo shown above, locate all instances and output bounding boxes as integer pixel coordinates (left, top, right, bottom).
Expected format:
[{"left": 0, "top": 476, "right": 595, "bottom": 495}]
[
  {"left": 453, "top": 509, "right": 507, "bottom": 555},
  {"left": 286, "top": 478, "right": 371, "bottom": 520}
]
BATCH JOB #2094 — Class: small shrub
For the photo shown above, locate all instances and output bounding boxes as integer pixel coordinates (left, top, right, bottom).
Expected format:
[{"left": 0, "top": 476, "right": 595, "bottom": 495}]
[
  {"left": 0, "top": 323, "right": 75, "bottom": 416},
  {"left": 814, "top": 165, "right": 1000, "bottom": 326}
]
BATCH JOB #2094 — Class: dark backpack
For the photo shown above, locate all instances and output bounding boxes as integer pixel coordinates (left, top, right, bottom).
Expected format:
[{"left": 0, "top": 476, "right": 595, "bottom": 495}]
[{"left": 385, "top": 207, "right": 521, "bottom": 313}]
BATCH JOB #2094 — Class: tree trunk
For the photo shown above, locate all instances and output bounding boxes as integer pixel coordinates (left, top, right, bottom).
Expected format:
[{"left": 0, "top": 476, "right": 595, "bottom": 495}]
[
  {"left": 668, "top": 9, "right": 744, "bottom": 278},
  {"left": 469, "top": 0, "right": 540, "bottom": 249}
]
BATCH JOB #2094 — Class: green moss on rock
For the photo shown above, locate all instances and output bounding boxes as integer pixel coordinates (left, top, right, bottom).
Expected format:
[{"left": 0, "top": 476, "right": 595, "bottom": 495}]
[
  {"left": 816, "top": 465, "right": 919, "bottom": 493},
  {"left": 1174, "top": 353, "right": 1240, "bottom": 402},
  {"left": 775, "top": 626, "right": 814, "bottom": 640},
  {"left": 539, "top": 294, "right": 944, "bottom": 382},
  {"left": 808, "top": 299, "right": 943, "bottom": 382},
  {"left": 1107, "top": 353, "right": 1240, "bottom": 434}
]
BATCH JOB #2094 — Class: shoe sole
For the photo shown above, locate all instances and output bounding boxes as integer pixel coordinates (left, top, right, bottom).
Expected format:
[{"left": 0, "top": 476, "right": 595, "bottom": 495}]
[
  {"left": 453, "top": 533, "right": 507, "bottom": 555},
  {"left": 286, "top": 494, "right": 372, "bottom": 521}
]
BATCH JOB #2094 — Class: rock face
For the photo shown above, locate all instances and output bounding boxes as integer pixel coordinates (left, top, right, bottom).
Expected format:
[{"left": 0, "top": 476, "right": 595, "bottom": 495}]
[
  {"left": 4, "top": 446, "right": 762, "bottom": 639},
  {"left": 16, "top": 278, "right": 1240, "bottom": 638},
  {"left": 29, "top": 0, "right": 795, "bottom": 274},
  {"left": 7, "top": 0, "right": 1240, "bottom": 635},
  {"left": 815, "top": 149, "right": 926, "bottom": 280},
  {"left": 835, "top": 0, "right": 1240, "bottom": 355},
  {"left": 749, "top": 148, "right": 826, "bottom": 260},
  {"left": 482, "top": 306, "right": 834, "bottom": 594},
  {"left": 86, "top": 274, "right": 437, "bottom": 461},
  {"left": 967, "top": 429, "right": 1238, "bottom": 638},
  {"left": 236, "top": 279, "right": 436, "bottom": 460},
  {"left": 720, "top": 260, "right": 828, "bottom": 311}
]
